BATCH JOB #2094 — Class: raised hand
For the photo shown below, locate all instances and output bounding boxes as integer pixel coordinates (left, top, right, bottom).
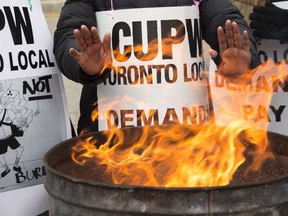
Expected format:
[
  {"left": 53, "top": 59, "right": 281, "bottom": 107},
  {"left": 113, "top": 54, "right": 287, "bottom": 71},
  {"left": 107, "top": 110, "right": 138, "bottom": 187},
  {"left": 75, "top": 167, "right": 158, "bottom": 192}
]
[
  {"left": 69, "top": 25, "right": 112, "bottom": 76},
  {"left": 209, "top": 20, "right": 251, "bottom": 79}
]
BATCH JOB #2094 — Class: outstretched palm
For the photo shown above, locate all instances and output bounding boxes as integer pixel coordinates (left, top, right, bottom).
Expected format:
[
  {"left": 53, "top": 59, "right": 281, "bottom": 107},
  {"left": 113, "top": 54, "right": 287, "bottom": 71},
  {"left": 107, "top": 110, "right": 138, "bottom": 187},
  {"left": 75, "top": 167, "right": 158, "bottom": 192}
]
[
  {"left": 209, "top": 20, "right": 251, "bottom": 78},
  {"left": 70, "top": 25, "right": 112, "bottom": 76}
]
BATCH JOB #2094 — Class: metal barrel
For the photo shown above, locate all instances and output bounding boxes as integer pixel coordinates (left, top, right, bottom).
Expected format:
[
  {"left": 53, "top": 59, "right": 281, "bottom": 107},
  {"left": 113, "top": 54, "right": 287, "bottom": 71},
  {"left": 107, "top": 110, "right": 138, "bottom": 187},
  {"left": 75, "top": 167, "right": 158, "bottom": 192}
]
[{"left": 44, "top": 125, "right": 288, "bottom": 216}]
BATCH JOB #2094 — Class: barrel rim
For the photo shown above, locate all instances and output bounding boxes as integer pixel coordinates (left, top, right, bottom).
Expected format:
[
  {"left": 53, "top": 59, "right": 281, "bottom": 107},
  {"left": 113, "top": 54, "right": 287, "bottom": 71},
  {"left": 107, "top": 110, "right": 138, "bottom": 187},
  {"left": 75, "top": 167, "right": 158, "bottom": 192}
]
[{"left": 44, "top": 125, "right": 288, "bottom": 192}]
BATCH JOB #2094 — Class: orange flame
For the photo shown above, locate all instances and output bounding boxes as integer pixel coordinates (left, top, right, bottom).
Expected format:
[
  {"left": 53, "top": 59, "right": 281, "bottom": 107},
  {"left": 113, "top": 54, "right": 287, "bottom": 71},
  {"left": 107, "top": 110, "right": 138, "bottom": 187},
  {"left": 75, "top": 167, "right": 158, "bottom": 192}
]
[
  {"left": 73, "top": 125, "right": 243, "bottom": 187},
  {"left": 73, "top": 59, "right": 288, "bottom": 187},
  {"left": 75, "top": 24, "right": 288, "bottom": 188}
]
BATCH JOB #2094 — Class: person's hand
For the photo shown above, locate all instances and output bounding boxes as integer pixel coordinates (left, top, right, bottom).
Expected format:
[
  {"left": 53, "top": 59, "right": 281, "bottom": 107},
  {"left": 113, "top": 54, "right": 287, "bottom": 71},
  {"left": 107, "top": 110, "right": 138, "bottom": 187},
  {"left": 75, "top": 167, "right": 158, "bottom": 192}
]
[
  {"left": 69, "top": 25, "right": 112, "bottom": 76},
  {"left": 249, "top": 2, "right": 288, "bottom": 43},
  {"left": 208, "top": 20, "right": 251, "bottom": 79}
]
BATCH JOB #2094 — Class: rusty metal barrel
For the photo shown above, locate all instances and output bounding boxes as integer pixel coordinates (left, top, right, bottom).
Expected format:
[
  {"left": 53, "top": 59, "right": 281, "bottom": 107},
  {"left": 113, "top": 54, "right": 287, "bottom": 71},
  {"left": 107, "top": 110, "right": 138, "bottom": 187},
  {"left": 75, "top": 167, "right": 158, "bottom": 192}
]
[{"left": 44, "top": 125, "right": 288, "bottom": 216}]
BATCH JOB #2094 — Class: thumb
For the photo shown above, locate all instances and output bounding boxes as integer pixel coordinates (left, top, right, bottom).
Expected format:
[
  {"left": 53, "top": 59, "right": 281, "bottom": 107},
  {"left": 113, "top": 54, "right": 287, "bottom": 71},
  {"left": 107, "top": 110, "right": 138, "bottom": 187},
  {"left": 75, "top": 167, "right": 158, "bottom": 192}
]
[
  {"left": 208, "top": 49, "right": 218, "bottom": 59},
  {"left": 208, "top": 49, "right": 222, "bottom": 66}
]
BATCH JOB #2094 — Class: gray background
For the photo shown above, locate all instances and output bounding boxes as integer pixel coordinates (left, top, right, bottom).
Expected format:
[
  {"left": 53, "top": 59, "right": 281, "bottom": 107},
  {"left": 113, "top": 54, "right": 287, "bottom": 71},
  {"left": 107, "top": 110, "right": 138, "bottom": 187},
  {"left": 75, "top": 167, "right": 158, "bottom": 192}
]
[{"left": 42, "top": 0, "right": 81, "bottom": 132}]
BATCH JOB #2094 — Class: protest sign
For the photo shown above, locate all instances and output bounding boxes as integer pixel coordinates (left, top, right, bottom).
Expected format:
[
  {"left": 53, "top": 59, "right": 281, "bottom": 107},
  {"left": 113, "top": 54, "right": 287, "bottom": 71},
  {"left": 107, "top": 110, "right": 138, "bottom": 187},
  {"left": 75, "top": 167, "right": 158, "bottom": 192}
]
[
  {"left": 0, "top": 0, "right": 71, "bottom": 215},
  {"left": 209, "top": 1, "right": 288, "bottom": 135},
  {"left": 96, "top": 6, "right": 211, "bottom": 131}
]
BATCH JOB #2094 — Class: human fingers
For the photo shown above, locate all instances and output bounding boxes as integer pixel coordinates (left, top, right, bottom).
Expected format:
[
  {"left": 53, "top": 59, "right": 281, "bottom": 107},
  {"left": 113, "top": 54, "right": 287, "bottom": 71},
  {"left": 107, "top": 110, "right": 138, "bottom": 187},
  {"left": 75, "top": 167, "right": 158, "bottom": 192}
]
[
  {"left": 232, "top": 22, "right": 242, "bottom": 49},
  {"left": 69, "top": 47, "right": 81, "bottom": 62},
  {"left": 103, "top": 33, "right": 112, "bottom": 57},
  {"left": 242, "top": 30, "right": 249, "bottom": 52},
  {"left": 217, "top": 26, "right": 227, "bottom": 52},
  {"left": 225, "top": 20, "right": 234, "bottom": 48},
  {"left": 208, "top": 49, "right": 218, "bottom": 59},
  {"left": 74, "top": 28, "right": 87, "bottom": 52},
  {"left": 102, "top": 33, "right": 112, "bottom": 72},
  {"left": 91, "top": 26, "right": 101, "bottom": 44},
  {"left": 81, "top": 25, "right": 93, "bottom": 46},
  {"left": 208, "top": 49, "right": 222, "bottom": 66}
]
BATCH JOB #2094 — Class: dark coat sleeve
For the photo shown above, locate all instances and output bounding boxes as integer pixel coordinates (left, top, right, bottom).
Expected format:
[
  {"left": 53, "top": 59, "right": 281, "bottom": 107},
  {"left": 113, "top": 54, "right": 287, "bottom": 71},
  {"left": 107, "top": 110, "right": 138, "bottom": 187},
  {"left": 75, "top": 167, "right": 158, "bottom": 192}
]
[
  {"left": 199, "top": 0, "right": 260, "bottom": 69},
  {"left": 53, "top": 0, "right": 108, "bottom": 85},
  {"left": 54, "top": 0, "right": 260, "bottom": 86}
]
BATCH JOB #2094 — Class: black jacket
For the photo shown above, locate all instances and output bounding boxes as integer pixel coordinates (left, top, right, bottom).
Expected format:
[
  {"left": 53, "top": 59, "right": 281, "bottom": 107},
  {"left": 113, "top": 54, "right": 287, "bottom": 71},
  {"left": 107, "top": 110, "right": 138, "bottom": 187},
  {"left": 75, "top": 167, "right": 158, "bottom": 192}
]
[{"left": 54, "top": 0, "right": 260, "bottom": 134}]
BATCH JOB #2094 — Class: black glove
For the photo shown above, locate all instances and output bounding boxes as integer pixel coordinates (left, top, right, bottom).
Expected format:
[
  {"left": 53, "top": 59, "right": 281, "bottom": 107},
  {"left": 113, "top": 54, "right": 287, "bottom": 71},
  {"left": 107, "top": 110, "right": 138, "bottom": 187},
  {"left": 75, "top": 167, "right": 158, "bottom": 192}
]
[{"left": 249, "top": 1, "right": 288, "bottom": 43}]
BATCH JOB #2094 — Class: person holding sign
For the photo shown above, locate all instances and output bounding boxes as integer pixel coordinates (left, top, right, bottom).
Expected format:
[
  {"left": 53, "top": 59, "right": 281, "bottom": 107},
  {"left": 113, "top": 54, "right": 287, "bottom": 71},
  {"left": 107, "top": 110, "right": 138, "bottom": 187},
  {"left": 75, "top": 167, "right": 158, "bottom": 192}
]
[
  {"left": 221, "top": 0, "right": 288, "bottom": 136},
  {"left": 54, "top": 0, "right": 260, "bottom": 134}
]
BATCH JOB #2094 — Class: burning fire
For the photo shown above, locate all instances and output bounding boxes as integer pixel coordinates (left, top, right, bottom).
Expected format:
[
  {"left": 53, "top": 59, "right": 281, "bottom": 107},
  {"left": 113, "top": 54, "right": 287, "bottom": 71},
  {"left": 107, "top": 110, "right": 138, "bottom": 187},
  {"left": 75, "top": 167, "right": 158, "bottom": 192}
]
[
  {"left": 72, "top": 59, "right": 288, "bottom": 188},
  {"left": 73, "top": 16, "right": 288, "bottom": 187},
  {"left": 72, "top": 123, "right": 270, "bottom": 187}
]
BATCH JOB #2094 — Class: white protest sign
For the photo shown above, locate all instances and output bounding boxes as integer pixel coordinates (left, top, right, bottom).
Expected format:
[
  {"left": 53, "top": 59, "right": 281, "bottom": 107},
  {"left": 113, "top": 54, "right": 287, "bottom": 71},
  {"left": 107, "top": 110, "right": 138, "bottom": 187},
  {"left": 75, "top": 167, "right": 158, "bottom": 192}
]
[
  {"left": 273, "top": 1, "right": 288, "bottom": 9},
  {"left": 209, "top": 39, "right": 288, "bottom": 135},
  {"left": 257, "top": 39, "right": 288, "bottom": 135},
  {"left": 0, "top": 0, "right": 71, "bottom": 215},
  {"left": 96, "top": 6, "right": 211, "bottom": 131}
]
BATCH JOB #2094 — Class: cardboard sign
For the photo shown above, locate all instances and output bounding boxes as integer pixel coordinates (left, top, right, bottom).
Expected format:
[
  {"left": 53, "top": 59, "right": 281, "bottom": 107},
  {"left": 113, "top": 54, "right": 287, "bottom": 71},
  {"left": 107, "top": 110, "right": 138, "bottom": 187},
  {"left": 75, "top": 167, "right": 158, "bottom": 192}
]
[
  {"left": 0, "top": 0, "right": 71, "bottom": 215},
  {"left": 96, "top": 6, "right": 211, "bottom": 131}
]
